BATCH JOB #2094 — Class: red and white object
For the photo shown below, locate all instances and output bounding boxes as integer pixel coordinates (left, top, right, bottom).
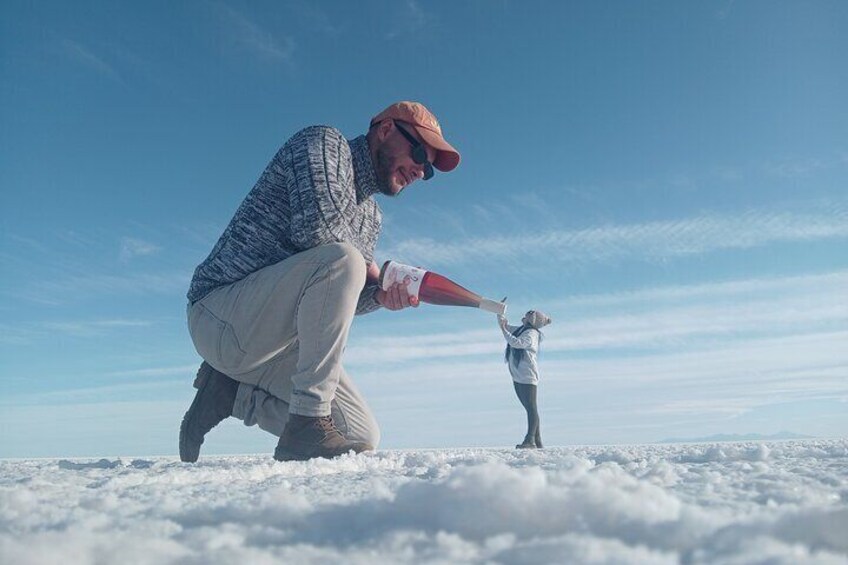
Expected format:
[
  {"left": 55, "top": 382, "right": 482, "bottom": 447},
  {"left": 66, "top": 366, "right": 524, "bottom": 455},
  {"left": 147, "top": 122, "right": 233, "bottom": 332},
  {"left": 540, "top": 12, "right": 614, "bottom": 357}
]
[{"left": 379, "top": 261, "right": 506, "bottom": 315}]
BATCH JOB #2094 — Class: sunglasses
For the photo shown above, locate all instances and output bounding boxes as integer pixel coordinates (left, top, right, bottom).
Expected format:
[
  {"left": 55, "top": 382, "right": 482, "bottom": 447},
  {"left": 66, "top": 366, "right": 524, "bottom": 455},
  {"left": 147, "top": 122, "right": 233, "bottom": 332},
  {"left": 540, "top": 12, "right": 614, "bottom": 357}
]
[{"left": 395, "top": 122, "right": 434, "bottom": 181}]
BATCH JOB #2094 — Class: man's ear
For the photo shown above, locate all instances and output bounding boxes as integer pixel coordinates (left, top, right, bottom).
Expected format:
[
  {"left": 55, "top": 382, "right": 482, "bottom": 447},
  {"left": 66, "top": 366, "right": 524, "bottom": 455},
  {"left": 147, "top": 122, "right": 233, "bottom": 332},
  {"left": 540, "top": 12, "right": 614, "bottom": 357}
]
[{"left": 376, "top": 119, "right": 394, "bottom": 141}]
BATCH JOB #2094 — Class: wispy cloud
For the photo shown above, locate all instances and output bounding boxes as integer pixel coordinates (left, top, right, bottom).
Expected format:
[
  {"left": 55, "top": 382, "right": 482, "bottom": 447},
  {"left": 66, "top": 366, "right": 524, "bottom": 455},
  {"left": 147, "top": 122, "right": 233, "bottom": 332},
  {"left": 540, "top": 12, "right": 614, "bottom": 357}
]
[
  {"left": 0, "top": 319, "right": 159, "bottom": 343},
  {"left": 1, "top": 228, "right": 200, "bottom": 305},
  {"left": 215, "top": 3, "right": 295, "bottom": 62},
  {"left": 0, "top": 363, "right": 198, "bottom": 408},
  {"left": 343, "top": 268, "right": 847, "bottom": 441},
  {"left": 355, "top": 330, "right": 847, "bottom": 394},
  {"left": 289, "top": 3, "right": 340, "bottom": 36},
  {"left": 553, "top": 270, "right": 848, "bottom": 310},
  {"left": 385, "top": 0, "right": 428, "bottom": 40},
  {"left": 6, "top": 235, "right": 51, "bottom": 254},
  {"left": 106, "top": 364, "right": 198, "bottom": 378},
  {"left": 0, "top": 324, "right": 42, "bottom": 345},
  {"left": 544, "top": 331, "right": 848, "bottom": 427},
  {"left": 11, "top": 272, "right": 190, "bottom": 305},
  {"left": 346, "top": 270, "right": 848, "bottom": 365},
  {"left": 382, "top": 202, "right": 848, "bottom": 267},
  {"left": 350, "top": 329, "right": 848, "bottom": 445},
  {"left": 763, "top": 153, "right": 848, "bottom": 177},
  {"left": 716, "top": 0, "right": 737, "bottom": 20},
  {"left": 710, "top": 165, "right": 743, "bottom": 182},
  {"left": 61, "top": 39, "right": 123, "bottom": 84},
  {"left": 39, "top": 319, "right": 155, "bottom": 338},
  {"left": 119, "top": 237, "right": 161, "bottom": 262},
  {"left": 0, "top": 383, "right": 189, "bottom": 407}
]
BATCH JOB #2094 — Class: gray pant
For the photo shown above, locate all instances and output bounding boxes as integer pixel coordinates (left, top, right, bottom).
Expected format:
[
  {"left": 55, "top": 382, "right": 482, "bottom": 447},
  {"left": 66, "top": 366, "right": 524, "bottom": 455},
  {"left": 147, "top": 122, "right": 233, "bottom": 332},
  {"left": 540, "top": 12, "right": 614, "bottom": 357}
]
[{"left": 187, "top": 242, "right": 380, "bottom": 448}]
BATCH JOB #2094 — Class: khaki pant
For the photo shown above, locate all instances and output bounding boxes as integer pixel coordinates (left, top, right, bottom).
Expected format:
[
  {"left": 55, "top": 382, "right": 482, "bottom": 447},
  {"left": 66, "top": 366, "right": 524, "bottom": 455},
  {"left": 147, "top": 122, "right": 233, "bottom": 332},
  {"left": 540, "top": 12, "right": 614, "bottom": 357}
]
[{"left": 187, "top": 242, "right": 380, "bottom": 448}]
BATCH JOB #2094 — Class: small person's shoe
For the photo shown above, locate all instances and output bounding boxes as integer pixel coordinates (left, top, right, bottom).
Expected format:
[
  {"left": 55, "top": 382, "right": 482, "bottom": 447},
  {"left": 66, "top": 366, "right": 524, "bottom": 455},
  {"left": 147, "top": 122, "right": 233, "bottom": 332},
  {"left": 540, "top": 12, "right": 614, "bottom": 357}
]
[
  {"left": 179, "top": 362, "right": 238, "bottom": 462},
  {"left": 275, "top": 414, "right": 372, "bottom": 461},
  {"left": 515, "top": 441, "right": 537, "bottom": 449}
]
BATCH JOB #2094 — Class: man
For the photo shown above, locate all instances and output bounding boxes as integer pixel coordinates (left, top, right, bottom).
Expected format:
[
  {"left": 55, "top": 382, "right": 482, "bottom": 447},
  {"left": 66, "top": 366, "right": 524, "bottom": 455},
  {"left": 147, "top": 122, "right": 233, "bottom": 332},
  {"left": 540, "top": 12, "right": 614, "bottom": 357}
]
[{"left": 179, "top": 101, "right": 460, "bottom": 462}]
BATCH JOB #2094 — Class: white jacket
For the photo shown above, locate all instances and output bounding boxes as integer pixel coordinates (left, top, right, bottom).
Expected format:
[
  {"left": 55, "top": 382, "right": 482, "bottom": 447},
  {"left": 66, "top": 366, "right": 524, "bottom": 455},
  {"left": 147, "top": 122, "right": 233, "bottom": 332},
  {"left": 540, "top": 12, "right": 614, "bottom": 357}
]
[{"left": 501, "top": 323, "right": 541, "bottom": 385}]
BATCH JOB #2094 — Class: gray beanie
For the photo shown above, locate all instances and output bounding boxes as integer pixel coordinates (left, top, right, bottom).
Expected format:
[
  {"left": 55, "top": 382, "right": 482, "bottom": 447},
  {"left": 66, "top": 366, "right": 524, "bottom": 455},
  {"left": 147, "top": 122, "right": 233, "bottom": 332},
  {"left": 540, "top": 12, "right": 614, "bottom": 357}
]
[{"left": 527, "top": 309, "right": 552, "bottom": 329}]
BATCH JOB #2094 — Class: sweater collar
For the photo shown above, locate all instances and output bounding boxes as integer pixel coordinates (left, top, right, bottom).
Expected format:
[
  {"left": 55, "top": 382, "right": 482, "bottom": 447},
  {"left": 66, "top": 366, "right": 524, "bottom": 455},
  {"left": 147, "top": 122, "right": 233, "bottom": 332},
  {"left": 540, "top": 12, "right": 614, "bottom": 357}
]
[{"left": 349, "top": 135, "right": 381, "bottom": 202}]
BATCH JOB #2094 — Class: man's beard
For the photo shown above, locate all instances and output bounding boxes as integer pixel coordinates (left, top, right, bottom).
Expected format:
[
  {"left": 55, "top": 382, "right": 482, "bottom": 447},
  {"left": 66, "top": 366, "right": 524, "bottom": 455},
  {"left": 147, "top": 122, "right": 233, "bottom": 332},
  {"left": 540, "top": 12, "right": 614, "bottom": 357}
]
[{"left": 375, "top": 146, "right": 399, "bottom": 197}]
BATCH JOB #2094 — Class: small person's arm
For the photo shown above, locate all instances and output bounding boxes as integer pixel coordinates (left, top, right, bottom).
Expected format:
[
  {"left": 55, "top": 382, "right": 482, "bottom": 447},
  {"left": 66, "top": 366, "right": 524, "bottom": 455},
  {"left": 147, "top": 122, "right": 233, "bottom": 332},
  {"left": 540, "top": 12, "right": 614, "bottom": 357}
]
[{"left": 500, "top": 324, "right": 536, "bottom": 349}]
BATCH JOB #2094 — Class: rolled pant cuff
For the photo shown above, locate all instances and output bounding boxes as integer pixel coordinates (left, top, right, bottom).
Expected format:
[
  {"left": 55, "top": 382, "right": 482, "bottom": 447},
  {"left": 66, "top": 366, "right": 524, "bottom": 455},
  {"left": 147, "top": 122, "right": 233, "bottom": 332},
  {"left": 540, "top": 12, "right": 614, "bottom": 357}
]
[
  {"left": 231, "top": 383, "right": 255, "bottom": 422},
  {"left": 289, "top": 397, "right": 331, "bottom": 418}
]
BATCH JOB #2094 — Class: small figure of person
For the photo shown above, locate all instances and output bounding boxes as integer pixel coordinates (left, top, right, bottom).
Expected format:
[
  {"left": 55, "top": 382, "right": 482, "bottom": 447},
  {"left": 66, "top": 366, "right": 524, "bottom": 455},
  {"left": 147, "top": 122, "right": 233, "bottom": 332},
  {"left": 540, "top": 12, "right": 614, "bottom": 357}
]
[{"left": 498, "top": 309, "right": 552, "bottom": 449}]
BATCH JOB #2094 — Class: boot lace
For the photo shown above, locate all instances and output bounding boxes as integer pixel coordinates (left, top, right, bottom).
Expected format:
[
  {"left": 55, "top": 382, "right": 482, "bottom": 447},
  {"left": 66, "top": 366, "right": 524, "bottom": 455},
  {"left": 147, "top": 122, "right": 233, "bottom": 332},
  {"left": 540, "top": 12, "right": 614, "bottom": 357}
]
[{"left": 316, "top": 416, "right": 340, "bottom": 438}]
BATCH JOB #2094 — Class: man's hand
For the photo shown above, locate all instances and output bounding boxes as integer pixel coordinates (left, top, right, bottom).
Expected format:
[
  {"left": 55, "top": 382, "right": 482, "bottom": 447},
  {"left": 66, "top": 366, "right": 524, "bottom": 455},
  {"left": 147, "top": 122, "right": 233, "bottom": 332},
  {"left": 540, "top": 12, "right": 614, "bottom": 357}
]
[
  {"left": 366, "top": 262, "right": 381, "bottom": 284},
  {"left": 376, "top": 283, "right": 420, "bottom": 310},
  {"left": 368, "top": 260, "right": 419, "bottom": 310},
  {"left": 498, "top": 314, "right": 508, "bottom": 330},
  {"left": 368, "top": 261, "right": 418, "bottom": 310}
]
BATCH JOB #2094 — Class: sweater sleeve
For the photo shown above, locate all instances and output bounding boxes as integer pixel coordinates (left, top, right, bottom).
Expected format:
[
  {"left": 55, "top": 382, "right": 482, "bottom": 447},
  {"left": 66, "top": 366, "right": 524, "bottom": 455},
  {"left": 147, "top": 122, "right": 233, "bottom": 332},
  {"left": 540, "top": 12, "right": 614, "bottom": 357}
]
[
  {"left": 355, "top": 282, "right": 382, "bottom": 315},
  {"left": 501, "top": 326, "right": 538, "bottom": 350},
  {"left": 286, "top": 127, "right": 369, "bottom": 257},
  {"left": 285, "top": 127, "right": 383, "bottom": 316}
]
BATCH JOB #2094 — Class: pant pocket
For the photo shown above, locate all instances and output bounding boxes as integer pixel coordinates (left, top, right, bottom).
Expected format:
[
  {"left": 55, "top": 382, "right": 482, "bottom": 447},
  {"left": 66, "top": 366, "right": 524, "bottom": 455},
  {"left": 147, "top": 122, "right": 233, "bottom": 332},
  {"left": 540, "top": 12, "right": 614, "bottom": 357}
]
[
  {"left": 188, "top": 302, "right": 247, "bottom": 372},
  {"left": 218, "top": 321, "right": 247, "bottom": 373}
]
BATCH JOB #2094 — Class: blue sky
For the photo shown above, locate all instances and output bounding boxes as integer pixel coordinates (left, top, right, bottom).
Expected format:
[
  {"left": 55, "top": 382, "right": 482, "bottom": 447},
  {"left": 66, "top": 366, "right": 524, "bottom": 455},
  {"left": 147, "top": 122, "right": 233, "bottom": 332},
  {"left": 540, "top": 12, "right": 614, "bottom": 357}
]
[{"left": 1, "top": 0, "right": 846, "bottom": 458}]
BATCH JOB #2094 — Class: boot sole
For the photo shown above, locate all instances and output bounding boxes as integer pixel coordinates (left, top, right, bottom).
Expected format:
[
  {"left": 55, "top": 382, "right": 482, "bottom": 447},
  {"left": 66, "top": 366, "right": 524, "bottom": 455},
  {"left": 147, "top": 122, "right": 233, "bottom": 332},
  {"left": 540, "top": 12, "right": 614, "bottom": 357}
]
[
  {"left": 273, "top": 448, "right": 307, "bottom": 462},
  {"left": 274, "top": 442, "right": 373, "bottom": 462}
]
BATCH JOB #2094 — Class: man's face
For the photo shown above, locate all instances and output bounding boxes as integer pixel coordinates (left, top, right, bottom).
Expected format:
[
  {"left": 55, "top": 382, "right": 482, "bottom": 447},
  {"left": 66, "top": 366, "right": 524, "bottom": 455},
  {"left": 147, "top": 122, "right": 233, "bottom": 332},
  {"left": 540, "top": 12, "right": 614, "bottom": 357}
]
[{"left": 374, "top": 122, "right": 437, "bottom": 196}]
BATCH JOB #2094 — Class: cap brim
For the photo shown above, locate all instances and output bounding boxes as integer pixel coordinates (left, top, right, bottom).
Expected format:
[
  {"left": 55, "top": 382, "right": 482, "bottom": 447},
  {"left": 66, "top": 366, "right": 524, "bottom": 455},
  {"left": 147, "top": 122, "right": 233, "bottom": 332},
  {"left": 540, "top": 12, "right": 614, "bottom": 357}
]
[{"left": 413, "top": 126, "right": 460, "bottom": 172}]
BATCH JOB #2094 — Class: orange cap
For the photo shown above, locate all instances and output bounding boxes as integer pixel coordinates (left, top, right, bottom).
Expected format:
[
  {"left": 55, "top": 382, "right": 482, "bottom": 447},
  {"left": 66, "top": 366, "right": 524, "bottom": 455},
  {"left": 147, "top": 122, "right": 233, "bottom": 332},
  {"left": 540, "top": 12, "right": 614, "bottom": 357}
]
[{"left": 370, "top": 101, "right": 460, "bottom": 172}]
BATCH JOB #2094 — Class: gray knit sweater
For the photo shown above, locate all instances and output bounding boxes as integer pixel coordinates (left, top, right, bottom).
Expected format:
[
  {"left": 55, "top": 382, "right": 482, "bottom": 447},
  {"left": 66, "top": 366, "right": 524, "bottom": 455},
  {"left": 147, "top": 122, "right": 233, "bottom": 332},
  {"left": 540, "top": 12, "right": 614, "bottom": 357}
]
[{"left": 187, "top": 126, "right": 383, "bottom": 314}]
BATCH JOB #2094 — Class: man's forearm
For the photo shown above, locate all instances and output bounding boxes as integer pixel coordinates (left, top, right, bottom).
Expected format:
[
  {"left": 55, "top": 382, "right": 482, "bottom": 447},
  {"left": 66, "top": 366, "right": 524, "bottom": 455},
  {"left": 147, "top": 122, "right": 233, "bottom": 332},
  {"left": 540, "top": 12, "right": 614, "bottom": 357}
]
[{"left": 355, "top": 283, "right": 382, "bottom": 315}]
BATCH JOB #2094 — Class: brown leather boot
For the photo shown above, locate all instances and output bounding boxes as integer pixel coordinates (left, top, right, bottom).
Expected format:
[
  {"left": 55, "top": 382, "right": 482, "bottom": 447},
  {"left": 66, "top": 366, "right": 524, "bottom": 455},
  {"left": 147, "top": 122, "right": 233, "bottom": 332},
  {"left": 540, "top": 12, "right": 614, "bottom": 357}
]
[
  {"left": 179, "top": 362, "right": 238, "bottom": 462},
  {"left": 274, "top": 414, "right": 372, "bottom": 461}
]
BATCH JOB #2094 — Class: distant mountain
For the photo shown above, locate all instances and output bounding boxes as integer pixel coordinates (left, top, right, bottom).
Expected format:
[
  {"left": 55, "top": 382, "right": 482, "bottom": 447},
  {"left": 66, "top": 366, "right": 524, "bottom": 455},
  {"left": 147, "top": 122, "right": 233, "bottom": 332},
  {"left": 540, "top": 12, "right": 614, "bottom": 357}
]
[{"left": 658, "top": 431, "right": 815, "bottom": 444}]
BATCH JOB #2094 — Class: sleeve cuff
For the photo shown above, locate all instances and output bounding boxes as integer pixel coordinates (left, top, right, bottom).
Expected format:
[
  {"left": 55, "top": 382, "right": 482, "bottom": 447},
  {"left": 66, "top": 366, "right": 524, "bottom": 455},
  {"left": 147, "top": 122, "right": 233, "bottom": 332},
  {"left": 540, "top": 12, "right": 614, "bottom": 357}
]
[{"left": 355, "top": 283, "right": 383, "bottom": 315}]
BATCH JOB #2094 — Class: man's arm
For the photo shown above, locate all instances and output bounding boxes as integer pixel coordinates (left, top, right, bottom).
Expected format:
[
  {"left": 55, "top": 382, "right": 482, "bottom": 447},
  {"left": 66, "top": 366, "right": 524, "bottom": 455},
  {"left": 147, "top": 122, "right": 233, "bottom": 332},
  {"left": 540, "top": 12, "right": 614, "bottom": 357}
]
[
  {"left": 286, "top": 127, "right": 368, "bottom": 253},
  {"left": 285, "top": 127, "right": 418, "bottom": 315},
  {"left": 284, "top": 127, "right": 392, "bottom": 314},
  {"left": 356, "top": 283, "right": 383, "bottom": 315}
]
